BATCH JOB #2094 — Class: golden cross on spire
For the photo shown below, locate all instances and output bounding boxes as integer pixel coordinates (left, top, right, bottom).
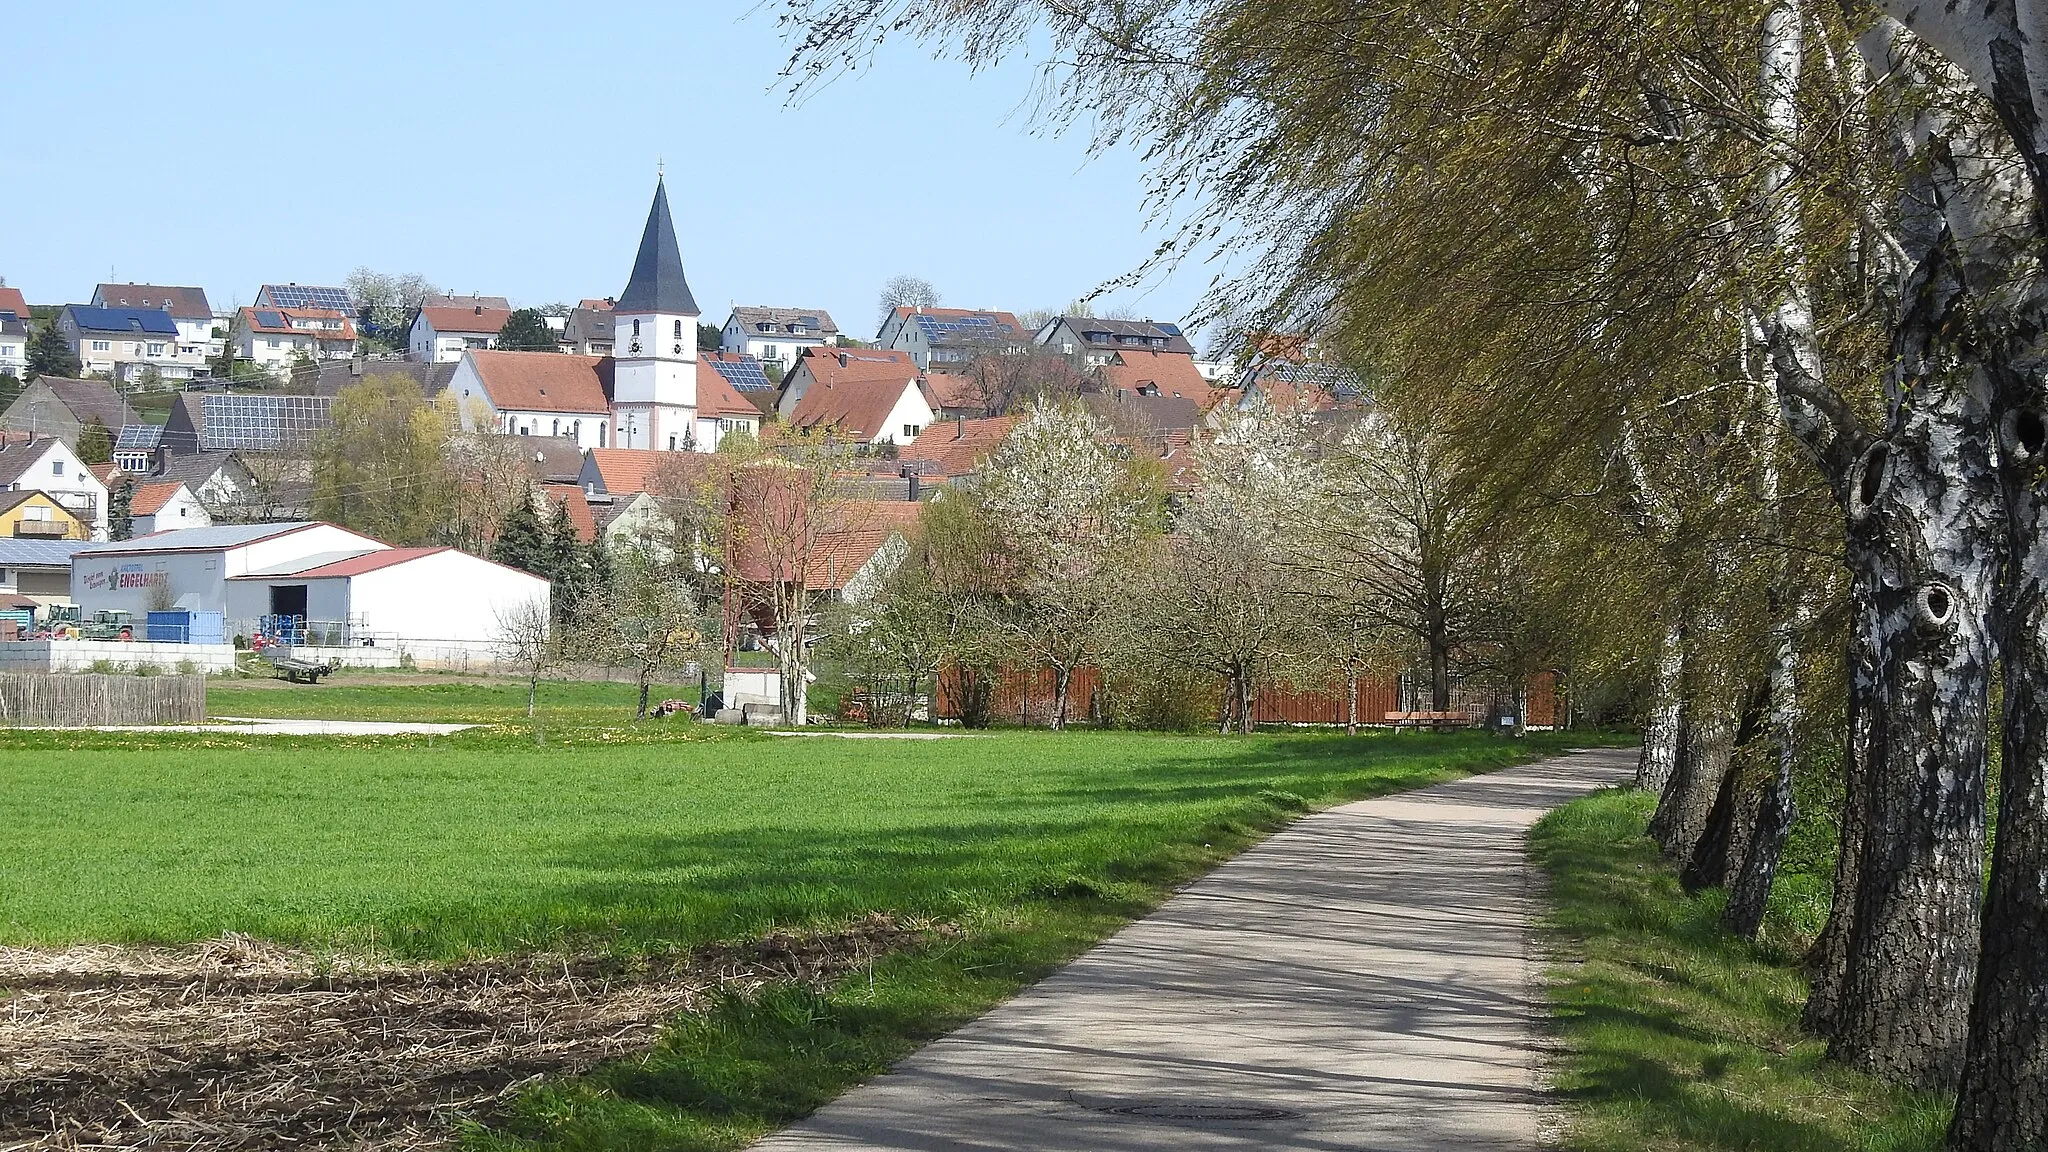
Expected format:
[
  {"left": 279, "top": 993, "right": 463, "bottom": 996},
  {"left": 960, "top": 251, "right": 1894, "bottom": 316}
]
[{"left": 657, "top": 156, "right": 664, "bottom": 179}]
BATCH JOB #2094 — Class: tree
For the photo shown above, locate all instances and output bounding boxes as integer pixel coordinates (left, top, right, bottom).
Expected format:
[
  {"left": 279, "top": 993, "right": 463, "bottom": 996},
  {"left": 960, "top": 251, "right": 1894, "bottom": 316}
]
[
  {"left": 494, "top": 593, "right": 560, "bottom": 719},
  {"left": 311, "top": 375, "right": 454, "bottom": 545},
  {"left": 346, "top": 268, "right": 438, "bottom": 347},
  {"left": 495, "top": 308, "right": 559, "bottom": 352},
  {"left": 108, "top": 480, "right": 133, "bottom": 542},
  {"left": 877, "top": 275, "right": 940, "bottom": 328},
  {"left": 544, "top": 496, "right": 597, "bottom": 621},
  {"left": 971, "top": 399, "right": 1165, "bottom": 728},
  {"left": 26, "top": 318, "right": 78, "bottom": 380},
  {"left": 698, "top": 322, "right": 722, "bottom": 351},
  {"left": 955, "top": 342, "right": 1086, "bottom": 417},
  {"left": 491, "top": 488, "right": 551, "bottom": 577},
  {"left": 75, "top": 418, "right": 112, "bottom": 465},
  {"left": 575, "top": 543, "right": 707, "bottom": 719}
]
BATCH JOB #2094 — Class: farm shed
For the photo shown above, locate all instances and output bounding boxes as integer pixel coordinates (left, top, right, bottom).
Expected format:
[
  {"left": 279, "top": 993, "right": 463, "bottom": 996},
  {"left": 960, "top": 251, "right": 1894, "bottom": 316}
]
[
  {"left": 70, "top": 523, "right": 388, "bottom": 621},
  {"left": 0, "top": 538, "right": 94, "bottom": 600},
  {"left": 226, "top": 546, "right": 549, "bottom": 665}
]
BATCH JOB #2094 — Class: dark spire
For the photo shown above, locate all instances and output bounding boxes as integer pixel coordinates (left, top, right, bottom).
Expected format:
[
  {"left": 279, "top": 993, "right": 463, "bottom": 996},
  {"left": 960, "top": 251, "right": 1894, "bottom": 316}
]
[{"left": 615, "top": 177, "right": 698, "bottom": 315}]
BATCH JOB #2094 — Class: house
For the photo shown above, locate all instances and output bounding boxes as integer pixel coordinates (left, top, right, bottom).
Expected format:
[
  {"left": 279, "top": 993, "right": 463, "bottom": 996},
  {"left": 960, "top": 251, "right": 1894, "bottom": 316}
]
[
  {"left": 128, "top": 481, "right": 212, "bottom": 536},
  {"left": 410, "top": 303, "right": 512, "bottom": 362},
  {"left": 0, "top": 286, "right": 31, "bottom": 323},
  {"left": 577, "top": 447, "right": 685, "bottom": 497},
  {"left": 701, "top": 351, "right": 777, "bottom": 417},
  {"left": 1227, "top": 357, "right": 1367, "bottom": 416},
  {"left": 0, "top": 490, "right": 92, "bottom": 540},
  {"left": 232, "top": 306, "right": 358, "bottom": 370},
  {"left": 311, "top": 358, "right": 458, "bottom": 398},
  {"left": 70, "top": 522, "right": 549, "bottom": 666},
  {"left": 1034, "top": 315, "right": 1198, "bottom": 367},
  {"left": 1097, "top": 349, "right": 1210, "bottom": 402},
  {"left": 0, "top": 434, "right": 108, "bottom": 539},
  {"left": 539, "top": 483, "right": 599, "bottom": 541},
  {"left": 445, "top": 350, "right": 613, "bottom": 448},
  {"left": 142, "top": 451, "right": 269, "bottom": 520},
  {"left": 0, "top": 376, "right": 141, "bottom": 451},
  {"left": 693, "top": 359, "right": 765, "bottom": 448},
  {"left": 720, "top": 306, "right": 839, "bottom": 370},
  {"left": 0, "top": 313, "right": 27, "bottom": 380},
  {"left": 562, "top": 300, "right": 615, "bottom": 356},
  {"left": 777, "top": 346, "right": 934, "bottom": 444},
  {"left": 898, "top": 415, "right": 1019, "bottom": 481},
  {"left": 875, "top": 306, "right": 1025, "bottom": 370},
  {"left": 424, "top": 293, "right": 510, "bottom": 311},
  {"left": 90, "top": 284, "right": 219, "bottom": 360},
  {"left": 56, "top": 306, "right": 196, "bottom": 382}
]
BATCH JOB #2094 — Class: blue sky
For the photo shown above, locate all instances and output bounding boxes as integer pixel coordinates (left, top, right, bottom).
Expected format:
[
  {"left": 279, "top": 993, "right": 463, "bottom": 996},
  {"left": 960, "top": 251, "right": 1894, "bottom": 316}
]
[{"left": 2, "top": 2, "right": 1215, "bottom": 343}]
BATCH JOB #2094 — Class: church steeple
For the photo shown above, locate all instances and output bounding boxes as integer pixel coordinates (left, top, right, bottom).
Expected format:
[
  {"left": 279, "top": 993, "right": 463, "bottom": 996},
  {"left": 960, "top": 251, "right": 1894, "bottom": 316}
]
[{"left": 616, "top": 177, "right": 698, "bottom": 316}]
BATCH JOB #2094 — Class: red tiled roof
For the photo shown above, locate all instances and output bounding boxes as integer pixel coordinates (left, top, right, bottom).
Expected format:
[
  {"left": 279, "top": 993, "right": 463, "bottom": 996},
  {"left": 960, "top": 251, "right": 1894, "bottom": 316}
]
[
  {"left": 0, "top": 287, "right": 30, "bottom": 320},
  {"left": 900, "top": 415, "right": 1018, "bottom": 478},
  {"left": 889, "top": 305, "right": 1024, "bottom": 331},
  {"left": 89, "top": 462, "right": 122, "bottom": 485},
  {"left": 130, "top": 481, "right": 185, "bottom": 517},
  {"left": 239, "top": 305, "right": 357, "bottom": 341},
  {"left": 1100, "top": 350, "right": 1209, "bottom": 400},
  {"left": 786, "top": 378, "right": 926, "bottom": 441},
  {"left": 291, "top": 547, "right": 450, "bottom": 579},
  {"left": 577, "top": 298, "right": 613, "bottom": 312},
  {"left": 420, "top": 305, "right": 513, "bottom": 335},
  {"left": 586, "top": 447, "right": 707, "bottom": 496},
  {"left": 792, "top": 345, "right": 918, "bottom": 386},
  {"left": 541, "top": 484, "right": 597, "bottom": 542},
  {"left": 467, "top": 350, "right": 611, "bottom": 414},
  {"left": 696, "top": 360, "right": 763, "bottom": 420}
]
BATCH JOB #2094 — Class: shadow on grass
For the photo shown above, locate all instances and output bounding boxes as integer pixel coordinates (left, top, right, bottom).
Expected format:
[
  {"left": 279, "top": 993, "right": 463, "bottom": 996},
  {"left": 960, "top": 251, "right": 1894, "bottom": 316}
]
[{"left": 1534, "top": 789, "right": 1951, "bottom": 1152}]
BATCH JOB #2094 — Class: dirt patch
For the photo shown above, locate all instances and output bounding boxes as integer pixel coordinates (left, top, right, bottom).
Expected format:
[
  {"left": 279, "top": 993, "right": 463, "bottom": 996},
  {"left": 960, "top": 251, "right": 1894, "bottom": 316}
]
[{"left": 0, "top": 916, "right": 943, "bottom": 1150}]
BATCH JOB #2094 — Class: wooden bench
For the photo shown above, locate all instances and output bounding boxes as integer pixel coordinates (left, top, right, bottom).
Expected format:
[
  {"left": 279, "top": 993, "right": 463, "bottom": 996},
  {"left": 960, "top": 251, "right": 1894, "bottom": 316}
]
[{"left": 1385, "top": 710, "right": 1476, "bottom": 731}]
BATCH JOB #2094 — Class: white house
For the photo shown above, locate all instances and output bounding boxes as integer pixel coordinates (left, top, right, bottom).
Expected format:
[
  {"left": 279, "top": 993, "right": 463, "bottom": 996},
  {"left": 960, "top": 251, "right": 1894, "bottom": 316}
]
[
  {"left": 410, "top": 303, "right": 511, "bottom": 363},
  {"left": 57, "top": 306, "right": 200, "bottom": 381},
  {"left": 446, "top": 350, "right": 614, "bottom": 448},
  {"left": 0, "top": 434, "right": 108, "bottom": 539},
  {"left": 129, "top": 481, "right": 211, "bottom": 536},
  {"left": 232, "top": 306, "right": 358, "bottom": 370},
  {"left": 0, "top": 313, "right": 30, "bottom": 379},
  {"left": 777, "top": 347, "right": 936, "bottom": 446},
  {"left": 720, "top": 306, "right": 838, "bottom": 370},
  {"left": 875, "top": 306, "right": 1025, "bottom": 370},
  {"left": 91, "top": 284, "right": 220, "bottom": 360}
]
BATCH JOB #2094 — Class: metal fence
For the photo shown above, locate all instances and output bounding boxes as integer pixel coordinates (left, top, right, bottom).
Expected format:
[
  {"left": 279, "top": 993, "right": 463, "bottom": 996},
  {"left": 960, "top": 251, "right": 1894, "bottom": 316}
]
[{"left": 0, "top": 672, "right": 206, "bottom": 727}]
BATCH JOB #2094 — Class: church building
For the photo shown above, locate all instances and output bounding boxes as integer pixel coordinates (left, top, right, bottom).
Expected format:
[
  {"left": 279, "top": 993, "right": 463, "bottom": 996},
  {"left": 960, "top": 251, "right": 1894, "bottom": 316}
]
[{"left": 442, "top": 178, "right": 760, "bottom": 452}]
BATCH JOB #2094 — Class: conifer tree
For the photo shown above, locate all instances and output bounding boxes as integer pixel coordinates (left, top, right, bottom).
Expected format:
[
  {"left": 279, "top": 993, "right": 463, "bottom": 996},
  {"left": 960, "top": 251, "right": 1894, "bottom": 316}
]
[
  {"left": 25, "top": 319, "right": 79, "bottom": 380},
  {"left": 108, "top": 480, "right": 133, "bottom": 542},
  {"left": 75, "top": 418, "right": 113, "bottom": 465},
  {"left": 491, "top": 488, "right": 549, "bottom": 576}
]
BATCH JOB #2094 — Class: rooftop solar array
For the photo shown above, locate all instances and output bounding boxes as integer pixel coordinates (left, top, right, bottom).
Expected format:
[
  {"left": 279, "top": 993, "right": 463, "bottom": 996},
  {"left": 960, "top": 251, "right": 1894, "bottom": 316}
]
[
  {"left": 198, "top": 394, "right": 332, "bottom": 451},
  {"left": 253, "top": 309, "right": 287, "bottom": 329},
  {"left": 260, "top": 284, "right": 352, "bottom": 312},
  {"left": 114, "top": 425, "right": 163, "bottom": 451},
  {"left": 912, "top": 313, "right": 1017, "bottom": 345},
  {"left": 708, "top": 356, "right": 773, "bottom": 392}
]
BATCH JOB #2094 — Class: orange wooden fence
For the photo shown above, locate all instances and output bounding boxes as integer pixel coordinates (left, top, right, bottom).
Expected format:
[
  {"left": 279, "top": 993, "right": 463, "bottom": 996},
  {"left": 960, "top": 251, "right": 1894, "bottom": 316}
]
[{"left": 937, "top": 666, "right": 1558, "bottom": 728}]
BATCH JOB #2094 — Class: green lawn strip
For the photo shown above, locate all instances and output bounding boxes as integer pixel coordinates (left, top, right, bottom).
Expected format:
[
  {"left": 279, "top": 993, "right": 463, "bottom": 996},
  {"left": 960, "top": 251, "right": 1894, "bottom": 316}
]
[
  {"left": 204, "top": 674, "right": 704, "bottom": 726},
  {"left": 1532, "top": 789, "right": 1950, "bottom": 1152}
]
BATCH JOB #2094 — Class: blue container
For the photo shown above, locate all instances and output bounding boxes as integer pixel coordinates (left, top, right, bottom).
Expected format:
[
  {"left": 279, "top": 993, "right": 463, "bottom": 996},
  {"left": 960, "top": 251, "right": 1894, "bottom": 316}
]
[{"left": 145, "top": 610, "right": 227, "bottom": 644}]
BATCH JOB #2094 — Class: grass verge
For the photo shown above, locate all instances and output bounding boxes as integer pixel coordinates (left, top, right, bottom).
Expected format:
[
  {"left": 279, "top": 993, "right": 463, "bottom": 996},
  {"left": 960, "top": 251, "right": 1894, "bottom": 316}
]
[{"left": 1532, "top": 788, "right": 1950, "bottom": 1152}]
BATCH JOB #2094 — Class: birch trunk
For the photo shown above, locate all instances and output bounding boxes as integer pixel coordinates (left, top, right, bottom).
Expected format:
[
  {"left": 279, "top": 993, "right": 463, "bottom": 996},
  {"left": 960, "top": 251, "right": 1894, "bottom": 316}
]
[
  {"left": 1683, "top": 681, "right": 1769, "bottom": 892},
  {"left": 1803, "top": 594, "right": 1875, "bottom": 1037},
  {"left": 1649, "top": 693, "right": 1736, "bottom": 865},
  {"left": 1725, "top": 624, "right": 1801, "bottom": 938},
  {"left": 1639, "top": 622, "right": 1684, "bottom": 791}
]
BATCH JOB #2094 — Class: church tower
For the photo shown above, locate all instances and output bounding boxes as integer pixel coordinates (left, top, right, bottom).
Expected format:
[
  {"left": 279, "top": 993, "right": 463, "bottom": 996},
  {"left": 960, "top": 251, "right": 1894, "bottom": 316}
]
[{"left": 610, "top": 177, "right": 700, "bottom": 450}]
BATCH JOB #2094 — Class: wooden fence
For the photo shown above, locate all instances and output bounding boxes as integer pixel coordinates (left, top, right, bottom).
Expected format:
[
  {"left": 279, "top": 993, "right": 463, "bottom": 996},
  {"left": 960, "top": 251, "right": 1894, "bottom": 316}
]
[
  {"left": 0, "top": 672, "right": 207, "bottom": 727},
  {"left": 940, "top": 665, "right": 1557, "bottom": 729}
]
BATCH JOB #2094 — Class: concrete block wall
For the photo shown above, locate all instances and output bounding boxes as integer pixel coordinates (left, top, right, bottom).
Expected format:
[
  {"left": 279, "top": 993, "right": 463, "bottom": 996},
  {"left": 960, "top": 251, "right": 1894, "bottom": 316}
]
[{"left": 0, "top": 640, "right": 239, "bottom": 674}]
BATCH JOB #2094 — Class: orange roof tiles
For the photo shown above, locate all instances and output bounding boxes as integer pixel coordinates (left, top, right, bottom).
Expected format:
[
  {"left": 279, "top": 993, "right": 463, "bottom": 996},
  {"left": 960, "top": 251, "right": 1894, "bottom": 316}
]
[
  {"left": 785, "top": 377, "right": 924, "bottom": 441},
  {"left": 696, "top": 360, "right": 763, "bottom": 420},
  {"left": 900, "top": 415, "right": 1018, "bottom": 478},
  {"left": 467, "top": 350, "right": 611, "bottom": 414},
  {"left": 1100, "top": 350, "right": 1209, "bottom": 399},
  {"left": 541, "top": 484, "right": 598, "bottom": 542},
  {"left": 239, "top": 305, "right": 357, "bottom": 341},
  {"left": 0, "top": 287, "right": 29, "bottom": 320},
  {"left": 129, "top": 481, "right": 185, "bottom": 517},
  {"left": 420, "top": 305, "right": 512, "bottom": 335}
]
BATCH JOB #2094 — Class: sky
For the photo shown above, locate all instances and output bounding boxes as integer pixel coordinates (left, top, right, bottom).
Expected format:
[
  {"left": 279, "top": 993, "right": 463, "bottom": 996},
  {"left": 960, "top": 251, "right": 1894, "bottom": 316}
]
[{"left": 2, "top": 1, "right": 1217, "bottom": 344}]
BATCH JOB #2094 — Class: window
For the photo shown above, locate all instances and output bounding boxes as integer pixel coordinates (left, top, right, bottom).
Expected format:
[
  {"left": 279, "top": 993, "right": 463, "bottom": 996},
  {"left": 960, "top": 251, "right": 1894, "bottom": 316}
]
[
  {"left": 267, "top": 338, "right": 281, "bottom": 349},
  {"left": 92, "top": 340, "right": 110, "bottom": 352},
  {"left": 552, "top": 419, "right": 560, "bottom": 437},
  {"left": 667, "top": 435, "right": 676, "bottom": 450},
  {"left": 598, "top": 424, "right": 606, "bottom": 448},
  {"left": 147, "top": 343, "right": 165, "bottom": 356},
  {"left": 632, "top": 318, "right": 641, "bottom": 337},
  {"left": 51, "top": 461, "right": 63, "bottom": 476},
  {"left": 763, "top": 344, "right": 778, "bottom": 361},
  {"left": 572, "top": 420, "right": 581, "bottom": 439},
  {"left": 673, "top": 319, "right": 682, "bottom": 339},
  {"left": 903, "top": 424, "right": 920, "bottom": 439}
]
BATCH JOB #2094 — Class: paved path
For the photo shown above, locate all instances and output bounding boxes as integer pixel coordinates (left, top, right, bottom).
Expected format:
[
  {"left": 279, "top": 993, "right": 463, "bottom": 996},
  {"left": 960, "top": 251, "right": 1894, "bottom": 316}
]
[
  {"left": 752, "top": 746, "right": 1634, "bottom": 1152},
  {"left": 33, "top": 717, "right": 478, "bottom": 736}
]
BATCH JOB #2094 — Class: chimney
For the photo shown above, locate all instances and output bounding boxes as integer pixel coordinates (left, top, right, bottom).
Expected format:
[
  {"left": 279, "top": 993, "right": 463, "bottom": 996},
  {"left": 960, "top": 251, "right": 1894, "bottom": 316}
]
[
  {"left": 907, "top": 473, "right": 921, "bottom": 501},
  {"left": 955, "top": 416, "right": 965, "bottom": 439},
  {"left": 474, "top": 305, "right": 483, "bottom": 316},
  {"left": 838, "top": 352, "right": 849, "bottom": 368}
]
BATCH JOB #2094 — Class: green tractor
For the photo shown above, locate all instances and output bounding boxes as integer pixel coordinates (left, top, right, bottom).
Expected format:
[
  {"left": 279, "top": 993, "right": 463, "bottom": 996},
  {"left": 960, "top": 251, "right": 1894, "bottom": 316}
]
[{"left": 80, "top": 610, "right": 134, "bottom": 641}]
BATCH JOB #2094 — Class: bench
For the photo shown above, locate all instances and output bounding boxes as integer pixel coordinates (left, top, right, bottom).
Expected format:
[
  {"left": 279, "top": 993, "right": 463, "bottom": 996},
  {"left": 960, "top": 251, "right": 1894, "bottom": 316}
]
[{"left": 1385, "top": 710, "right": 1476, "bottom": 731}]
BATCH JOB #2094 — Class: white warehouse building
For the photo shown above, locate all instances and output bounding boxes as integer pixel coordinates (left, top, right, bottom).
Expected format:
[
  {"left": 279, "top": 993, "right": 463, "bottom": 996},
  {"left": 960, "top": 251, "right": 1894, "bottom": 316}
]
[{"left": 70, "top": 523, "right": 549, "bottom": 667}]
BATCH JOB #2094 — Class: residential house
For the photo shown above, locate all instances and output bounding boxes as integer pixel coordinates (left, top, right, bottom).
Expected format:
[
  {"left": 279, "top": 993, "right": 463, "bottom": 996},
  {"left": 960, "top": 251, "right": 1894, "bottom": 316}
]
[
  {"left": 129, "top": 481, "right": 212, "bottom": 536},
  {"left": 57, "top": 306, "right": 197, "bottom": 382},
  {"left": 777, "top": 347, "right": 936, "bottom": 446},
  {"left": 693, "top": 359, "right": 766, "bottom": 449},
  {"left": 424, "top": 294, "right": 510, "bottom": 311},
  {"left": 875, "top": 306, "right": 1025, "bottom": 370},
  {"left": 561, "top": 300, "right": 615, "bottom": 356},
  {"left": 897, "top": 415, "right": 1019, "bottom": 482},
  {"left": 140, "top": 451, "right": 267, "bottom": 519},
  {"left": 701, "top": 351, "right": 777, "bottom": 417},
  {"left": 0, "top": 313, "right": 27, "bottom": 380},
  {"left": 0, "top": 490, "right": 91, "bottom": 540},
  {"left": 410, "top": 302, "right": 511, "bottom": 362},
  {"left": 1226, "top": 357, "right": 1366, "bottom": 416},
  {"left": 0, "top": 434, "right": 108, "bottom": 538},
  {"left": 91, "top": 284, "right": 219, "bottom": 360},
  {"left": 1034, "top": 315, "right": 1197, "bottom": 367},
  {"left": 444, "top": 350, "right": 613, "bottom": 448},
  {"left": 577, "top": 447, "right": 680, "bottom": 497},
  {"left": 232, "top": 306, "right": 358, "bottom": 371},
  {"left": 0, "top": 376, "right": 141, "bottom": 451},
  {"left": 0, "top": 286, "right": 31, "bottom": 323},
  {"left": 720, "top": 306, "right": 839, "bottom": 370},
  {"left": 160, "top": 392, "right": 332, "bottom": 484}
]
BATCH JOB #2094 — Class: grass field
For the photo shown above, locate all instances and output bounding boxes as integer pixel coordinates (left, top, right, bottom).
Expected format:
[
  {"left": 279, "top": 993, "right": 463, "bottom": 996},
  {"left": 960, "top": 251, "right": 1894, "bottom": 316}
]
[
  {"left": 1533, "top": 789, "right": 1950, "bottom": 1151},
  {"left": 206, "top": 672, "right": 705, "bottom": 727},
  {"left": 0, "top": 692, "right": 1615, "bottom": 1149}
]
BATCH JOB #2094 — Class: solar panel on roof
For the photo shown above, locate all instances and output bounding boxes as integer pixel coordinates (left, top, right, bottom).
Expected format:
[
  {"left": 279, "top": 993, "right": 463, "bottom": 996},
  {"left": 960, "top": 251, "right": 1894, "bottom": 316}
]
[
  {"left": 198, "top": 394, "right": 332, "bottom": 451},
  {"left": 254, "top": 309, "right": 286, "bottom": 328},
  {"left": 115, "top": 425, "right": 163, "bottom": 451},
  {"left": 262, "top": 285, "right": 352, "bottom": 311},
  {"left": 709, "top": 356, "right": 773, "bottom": 392}
]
